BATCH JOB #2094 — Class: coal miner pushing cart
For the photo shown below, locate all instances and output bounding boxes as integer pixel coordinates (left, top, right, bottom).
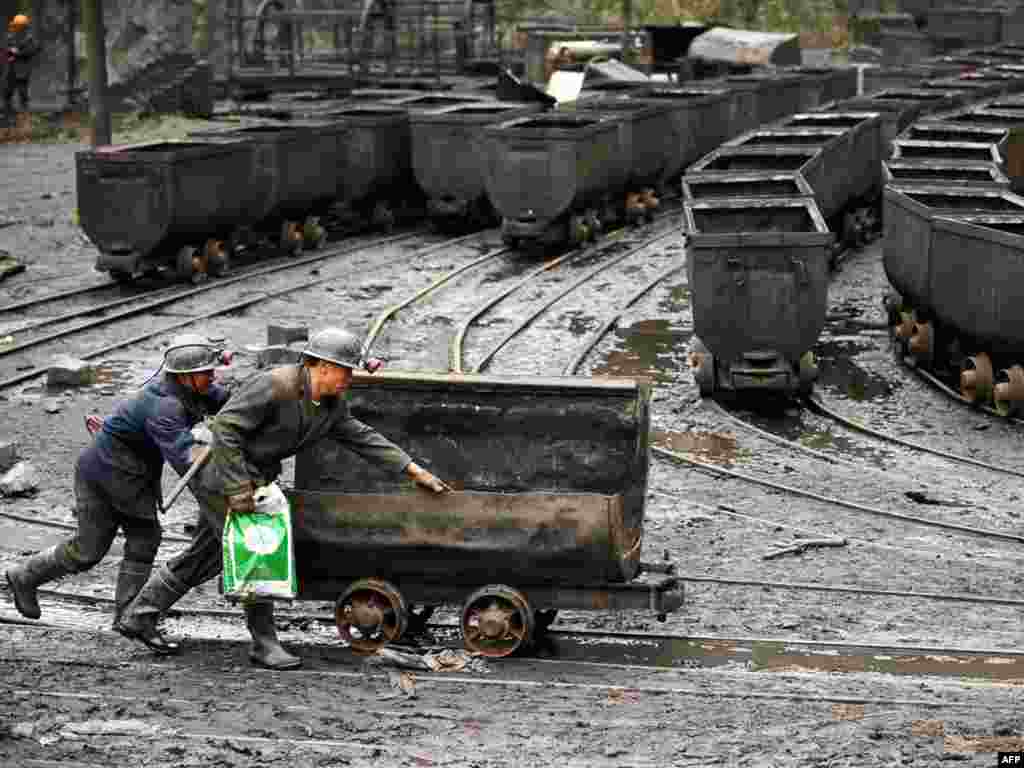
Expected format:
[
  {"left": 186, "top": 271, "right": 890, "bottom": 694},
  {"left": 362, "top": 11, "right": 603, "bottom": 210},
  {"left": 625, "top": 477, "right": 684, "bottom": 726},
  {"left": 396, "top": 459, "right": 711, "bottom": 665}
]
[
  {"left": 100, "top": 325, "right": 679, "bottom": 668},
  {"left": 114, "top": 327, "right": 451, "bottom": 669},
  {"left": 5, "top": 334, "right": 231, "bottom": 627}
]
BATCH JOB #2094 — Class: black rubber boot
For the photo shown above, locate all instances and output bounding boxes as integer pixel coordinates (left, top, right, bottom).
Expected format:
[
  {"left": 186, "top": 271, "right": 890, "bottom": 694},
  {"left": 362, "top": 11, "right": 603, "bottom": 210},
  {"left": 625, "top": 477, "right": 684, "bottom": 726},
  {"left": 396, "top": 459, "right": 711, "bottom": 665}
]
[
  {"left": 114, "top": 566, "right": 185, "bottom": 656},
  {"left": 5, "top": 545, "right": 73, "bottom": 620},
  {"left": 112, "top": 559, "right": 153, "bottom": 628},
  {"left": 245, "top": 600, "right": 301, "bottom": 670}
]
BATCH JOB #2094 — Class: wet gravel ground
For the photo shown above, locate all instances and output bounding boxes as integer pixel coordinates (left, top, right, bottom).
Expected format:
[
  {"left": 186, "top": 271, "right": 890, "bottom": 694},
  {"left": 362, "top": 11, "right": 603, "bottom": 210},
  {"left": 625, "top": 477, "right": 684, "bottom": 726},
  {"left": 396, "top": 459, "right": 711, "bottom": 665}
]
[{"left": 1, "top": 142, "right": 1022, "bottom": 765}]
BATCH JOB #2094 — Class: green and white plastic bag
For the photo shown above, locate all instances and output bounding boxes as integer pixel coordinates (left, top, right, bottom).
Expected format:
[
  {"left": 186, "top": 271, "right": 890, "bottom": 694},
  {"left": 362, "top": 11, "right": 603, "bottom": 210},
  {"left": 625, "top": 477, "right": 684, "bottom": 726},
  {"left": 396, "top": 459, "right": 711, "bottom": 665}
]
[{"left": 222, "top": 482, "right": 298, "bottom": 600}]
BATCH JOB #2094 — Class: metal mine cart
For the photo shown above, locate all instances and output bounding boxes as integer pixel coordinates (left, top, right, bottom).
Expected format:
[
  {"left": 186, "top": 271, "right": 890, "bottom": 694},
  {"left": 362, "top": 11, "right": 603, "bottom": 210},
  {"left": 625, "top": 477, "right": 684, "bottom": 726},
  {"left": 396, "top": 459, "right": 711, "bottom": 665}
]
[{"left": 287, "top": 371, "right": 682, "bottom": 657}]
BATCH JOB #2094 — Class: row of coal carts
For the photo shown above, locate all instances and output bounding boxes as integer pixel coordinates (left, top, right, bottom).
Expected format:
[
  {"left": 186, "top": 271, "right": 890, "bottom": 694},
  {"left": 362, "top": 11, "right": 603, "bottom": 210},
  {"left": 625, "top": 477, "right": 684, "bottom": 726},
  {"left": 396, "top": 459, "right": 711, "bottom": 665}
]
[
  {"left": 683, "top": 44, "right": 1024, "bottom": 398},
  {"left": 77, "top": 66, "right": 861, "bottom": 282},
  {"left": 876, "top": 58, "right": 1024, "bottom": 416}
]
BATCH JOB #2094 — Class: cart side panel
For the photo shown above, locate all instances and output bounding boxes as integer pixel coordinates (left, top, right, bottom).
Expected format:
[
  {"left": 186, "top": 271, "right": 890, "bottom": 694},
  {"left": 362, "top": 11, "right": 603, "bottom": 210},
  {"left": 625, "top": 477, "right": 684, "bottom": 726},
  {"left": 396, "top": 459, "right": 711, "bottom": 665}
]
[{"left": 294, "top": 373, "right": 652, "bottom": 583}]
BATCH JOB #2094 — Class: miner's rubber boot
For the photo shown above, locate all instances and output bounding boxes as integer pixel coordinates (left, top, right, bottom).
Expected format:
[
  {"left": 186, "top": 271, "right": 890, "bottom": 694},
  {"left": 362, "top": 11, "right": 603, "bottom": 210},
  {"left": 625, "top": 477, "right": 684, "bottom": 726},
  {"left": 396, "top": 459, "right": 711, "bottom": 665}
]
[
  {"left": 112, "top": 559, "right": 153, "bottom": 628},
  {"left": 245, "top": 601, "right": 302, "bottom": 670},
  {"left": 114, "top": 566, "right": 185, "bottom": 655},
  {"left": 5, "top": 545, "right": 73, "bottom": 620}
]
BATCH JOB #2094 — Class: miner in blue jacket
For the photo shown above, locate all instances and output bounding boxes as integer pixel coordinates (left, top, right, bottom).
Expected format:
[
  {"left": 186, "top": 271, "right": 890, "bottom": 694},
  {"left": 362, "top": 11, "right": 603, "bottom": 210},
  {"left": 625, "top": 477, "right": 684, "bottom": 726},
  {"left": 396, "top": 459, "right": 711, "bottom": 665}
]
[{"left": 5, "top": 334, "right": 230, "bottom": 625}]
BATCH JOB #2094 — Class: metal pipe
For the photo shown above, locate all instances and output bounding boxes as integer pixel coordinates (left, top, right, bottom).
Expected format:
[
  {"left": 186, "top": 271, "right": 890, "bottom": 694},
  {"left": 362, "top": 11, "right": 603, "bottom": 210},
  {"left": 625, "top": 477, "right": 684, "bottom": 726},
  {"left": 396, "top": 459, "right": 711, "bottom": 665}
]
[
  {"left": 82, "top": 0, "right": 111, "bottom": 146},
  {"left": 66, "top": 0, "right": 78, "bottom": 109}
]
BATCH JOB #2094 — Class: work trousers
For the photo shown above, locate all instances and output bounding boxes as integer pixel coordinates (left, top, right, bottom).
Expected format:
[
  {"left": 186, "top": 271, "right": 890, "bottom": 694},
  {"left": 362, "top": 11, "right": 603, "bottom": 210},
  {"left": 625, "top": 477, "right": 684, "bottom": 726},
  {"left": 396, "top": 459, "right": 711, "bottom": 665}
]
[
  {"left": 156, "top": 480, "right": 229, "bottom": 590},
  {"left": 61, "top": 457, "right": 162, "bottom": 572},
  {"left": 3, "top": 76, "right": 29, "bottom": 111}
]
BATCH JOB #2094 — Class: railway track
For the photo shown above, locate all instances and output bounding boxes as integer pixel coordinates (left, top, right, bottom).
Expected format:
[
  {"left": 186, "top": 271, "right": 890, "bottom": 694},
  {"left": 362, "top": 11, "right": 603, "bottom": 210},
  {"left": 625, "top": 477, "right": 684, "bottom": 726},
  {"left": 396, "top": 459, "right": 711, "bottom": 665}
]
[
  {"left": 0, "top": 228, "right": 495, "bottom": 391},
  {"left": 4, "top": 606, "right": 1024, "bottom": 685},
  {"left": 4, "top": 623, "right": 1020, "bottom": 768},
  {"left": 5, "top": 208, "right": 1020, "bottom": 654}
]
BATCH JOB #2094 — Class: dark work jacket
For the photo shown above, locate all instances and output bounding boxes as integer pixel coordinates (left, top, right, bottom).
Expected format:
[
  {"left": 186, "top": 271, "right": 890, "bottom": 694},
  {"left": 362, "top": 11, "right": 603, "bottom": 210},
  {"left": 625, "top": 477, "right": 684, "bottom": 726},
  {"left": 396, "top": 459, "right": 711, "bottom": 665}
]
[
  {"left": 202, "top": 364, "right": 412, "bottom": 497},
  {"left": 78, "top": 375, "right": 230, "bottom": 513},
  {"left": 4, "top": 28, "right": 40, "bottom": 79}
]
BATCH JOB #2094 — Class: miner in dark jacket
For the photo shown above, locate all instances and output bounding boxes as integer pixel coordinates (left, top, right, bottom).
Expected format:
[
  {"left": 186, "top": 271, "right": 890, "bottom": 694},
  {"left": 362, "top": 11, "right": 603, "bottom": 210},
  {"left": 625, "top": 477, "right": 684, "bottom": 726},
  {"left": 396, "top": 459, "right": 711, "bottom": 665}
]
[
  {"left": 4, "top": 14, "right": 40, "bottom": 114},
  {"left": 115, "top": 326, "right": 451, "bottom": 670},
  {"left": 5, "top": 334, "right": 231, "bottom": 624}
]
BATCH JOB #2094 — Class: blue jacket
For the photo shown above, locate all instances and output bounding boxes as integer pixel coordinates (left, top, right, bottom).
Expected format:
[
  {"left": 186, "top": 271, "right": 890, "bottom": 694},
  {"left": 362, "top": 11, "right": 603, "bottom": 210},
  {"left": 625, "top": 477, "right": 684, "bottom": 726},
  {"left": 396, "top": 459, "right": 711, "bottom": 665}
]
[{"left": 78, "top": 375, "right": 229, "bottom": 505}]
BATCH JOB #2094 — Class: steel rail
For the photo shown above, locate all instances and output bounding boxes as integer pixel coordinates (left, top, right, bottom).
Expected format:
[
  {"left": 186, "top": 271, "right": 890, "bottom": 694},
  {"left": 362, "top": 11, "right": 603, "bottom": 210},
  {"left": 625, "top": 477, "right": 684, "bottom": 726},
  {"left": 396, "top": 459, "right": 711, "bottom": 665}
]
[
  {"left": 4, "top": 604, "right": 1024, "bottom": 658},
  {"left": 362, "top": 240, "right": 509, "bottom": 357},
  {"left": 472, "top": 228, "right": 681, "bottom": 374},
  {"left": 0, "top": 280, "right": 124, "bottom": 314},
  {"left": 671, "top": 494, "right": 1024, "bottom": 564},
  {"left": 447, "top": 245, "right": 600, "bottom": 374},
  {"left": 0, "top": 227, "right": 459, "bottom": 338},
  {"left": 449, "top": 207, "right": 683, "bottom": 374},
  {"left": 652, "top": 445, "right": 1024, "bottom": 544},
  {"left": 2, "top": 633, "right": 1022, "bottom": 712},
  {"left": 0, "top": 230, "right": 479, "bottom": 392},
  {"left": 806, "top": 393, "right": 1024, "bottom": 478},
  {"left": 0, "top": 230, "right": 418, "bottom": 362},
  {"left": 563, "top": 261, "right": 686, "bottom": 376},
  {"left": 704, "top": 397, "right": 862, "bottom": 469}
]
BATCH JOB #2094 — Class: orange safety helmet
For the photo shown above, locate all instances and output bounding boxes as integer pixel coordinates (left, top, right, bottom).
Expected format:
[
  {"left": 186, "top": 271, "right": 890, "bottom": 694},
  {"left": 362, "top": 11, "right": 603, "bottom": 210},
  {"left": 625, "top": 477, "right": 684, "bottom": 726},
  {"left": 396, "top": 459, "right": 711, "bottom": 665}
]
[{"left": 8, "top": 14, "right": 29, "bottom": 33}]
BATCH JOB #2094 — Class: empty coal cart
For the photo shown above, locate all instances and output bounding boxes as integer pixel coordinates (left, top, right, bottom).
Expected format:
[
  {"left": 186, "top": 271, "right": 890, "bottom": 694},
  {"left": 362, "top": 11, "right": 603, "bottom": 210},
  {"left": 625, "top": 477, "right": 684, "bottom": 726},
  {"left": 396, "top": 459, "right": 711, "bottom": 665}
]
[
  {"left": 482, "top": 113, "right": 629, "bottom": 249},
  {"left": 318, "top": 105, "right": 414, "bottom": 227},
  {"left": 76, "top": 140, "right": 276, "bottom": 283},
  {"left": 289, "top": 371, "right": 681, "bottom": 657},
  {"left": 685, "top": 197, "right": 834, "bottom": 396},
  {"left": 187, "top": 121, "right": 350, "bottom": 259},
  {"left": 410, "top": 101, "right": 544, "bottom": 227}
]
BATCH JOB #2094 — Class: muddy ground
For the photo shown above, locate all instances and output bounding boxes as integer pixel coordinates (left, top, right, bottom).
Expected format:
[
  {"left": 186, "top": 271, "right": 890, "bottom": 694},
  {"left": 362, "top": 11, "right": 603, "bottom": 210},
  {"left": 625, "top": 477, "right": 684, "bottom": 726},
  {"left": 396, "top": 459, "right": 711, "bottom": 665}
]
[{"left": 1, "top": 130, "right": 1023, "bottom": 766}]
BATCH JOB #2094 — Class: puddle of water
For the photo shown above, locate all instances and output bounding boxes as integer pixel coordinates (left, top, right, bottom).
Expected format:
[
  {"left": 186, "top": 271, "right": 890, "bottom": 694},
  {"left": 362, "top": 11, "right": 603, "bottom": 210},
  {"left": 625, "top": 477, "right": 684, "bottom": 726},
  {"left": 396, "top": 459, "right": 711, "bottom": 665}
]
[
  {"left": 815, "top": 338, "right": 893, "bottom": 403},
  {"left": 590, "top": 318, "right": 691, "bottom": 383},
  {"left": 736, "top": 405, "right": 885, "bottom": 463},
  {"left": 652, "top": 429, "right": 739, "bottom": 462},
  {"left": 539, "top": 633, "right": 1024, "bottom": 680}
]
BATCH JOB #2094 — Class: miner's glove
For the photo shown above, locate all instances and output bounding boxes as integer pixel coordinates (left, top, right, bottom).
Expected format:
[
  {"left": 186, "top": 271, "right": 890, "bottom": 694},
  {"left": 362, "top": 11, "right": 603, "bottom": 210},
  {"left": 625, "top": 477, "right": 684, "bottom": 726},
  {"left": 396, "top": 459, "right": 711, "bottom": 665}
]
[
  {"left": 227, "top": 489, "right": 255, "bottom": 516},
  {"left": 406, "top": 462, "right": 452, "bottom": 494},
  {"left": 190, "top": 423, "right": 213, "bottom": 445}
]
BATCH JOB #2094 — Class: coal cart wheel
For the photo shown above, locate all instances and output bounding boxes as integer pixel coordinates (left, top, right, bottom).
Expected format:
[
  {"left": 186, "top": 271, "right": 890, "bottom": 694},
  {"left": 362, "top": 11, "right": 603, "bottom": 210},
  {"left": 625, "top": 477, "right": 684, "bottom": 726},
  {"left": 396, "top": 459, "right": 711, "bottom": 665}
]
[
  {"left": 335, "top": 578, "right": 409, "bottom": 655},
  {"left": 279, "top": 220, "right": 304, "bottom": 255},
  {"left": 204, "top": 239, "right": 230, "bottom": 277},
  {"left": 371, "top": 202, "right": 396, "bottom": 233},
  {"left": 175, "top": 245, "right": 207, "bottom": 285},
  {"left": 797, "top": 351, "right": 818, "bottom": 397},
  {"left": 890, "top": 310, "right": 914, "bottom": 360},
  {"left": 688, "top": 338, "right": 716, "bottom": 397},
  {"left": 303, "top": 216, "right": 327, "bottom": 250},
  {"left": 908, "top": 319, "right": 934, "bottom": 368},
  {"left": 461, "top": 584, "right": 535, "bottom": 658},
  {"left": 960, "top": 353, "right": 994, "bottom": 404},
  {"left": 109, "top": 269, "right": 134, "bottom": 283},
  {"left": 568, "top": 213, "right": 589, "bottom": 247}
]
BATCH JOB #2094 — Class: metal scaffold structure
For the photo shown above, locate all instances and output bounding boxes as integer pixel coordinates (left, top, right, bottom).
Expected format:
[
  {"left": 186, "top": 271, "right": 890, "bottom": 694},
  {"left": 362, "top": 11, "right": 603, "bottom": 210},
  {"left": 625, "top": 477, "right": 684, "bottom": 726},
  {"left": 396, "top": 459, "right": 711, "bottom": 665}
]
[{"left": 225, "top": 0, "right": 500, "bottom": 82}]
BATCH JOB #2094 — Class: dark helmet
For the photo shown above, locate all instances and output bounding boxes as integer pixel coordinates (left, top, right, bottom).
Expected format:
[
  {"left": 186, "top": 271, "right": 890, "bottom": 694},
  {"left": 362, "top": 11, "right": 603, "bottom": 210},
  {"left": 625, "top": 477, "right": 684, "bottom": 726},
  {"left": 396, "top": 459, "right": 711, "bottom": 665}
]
[
  {"left": 302, "top": 327, "right": 363, "bottom": 369},
  {"left": 164, "top": 333, "right": 222, "bottom": 374}
]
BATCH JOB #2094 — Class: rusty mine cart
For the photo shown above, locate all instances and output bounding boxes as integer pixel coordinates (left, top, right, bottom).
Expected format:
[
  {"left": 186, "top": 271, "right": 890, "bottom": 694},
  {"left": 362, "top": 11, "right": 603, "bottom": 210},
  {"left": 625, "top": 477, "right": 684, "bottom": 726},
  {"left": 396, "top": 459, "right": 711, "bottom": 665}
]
[{"left": 287, "top": 371, "right": 682, "bottom": 657}]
